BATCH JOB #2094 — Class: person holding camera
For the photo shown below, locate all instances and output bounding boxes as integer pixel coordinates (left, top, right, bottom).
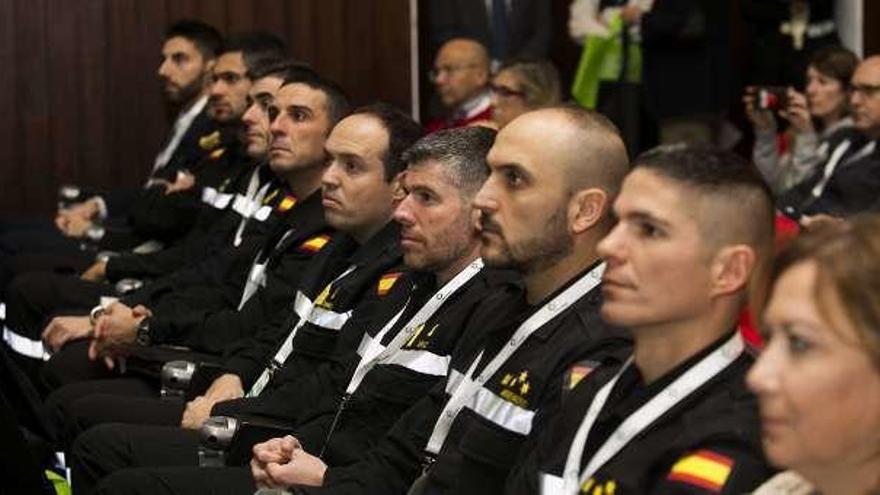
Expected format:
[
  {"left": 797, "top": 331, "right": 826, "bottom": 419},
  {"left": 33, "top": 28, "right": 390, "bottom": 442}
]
[{"left": 745, "top": 46, "right": 858, "bottom": 195}]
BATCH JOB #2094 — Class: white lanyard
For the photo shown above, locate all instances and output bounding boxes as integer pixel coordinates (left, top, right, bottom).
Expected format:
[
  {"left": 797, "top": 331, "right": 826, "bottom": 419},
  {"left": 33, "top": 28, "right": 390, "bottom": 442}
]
[
  {"left": 425, "top": 262, "right": 605, "bottom": 455},
  {"left": 346, "top": 260, "right": 483, "bottom": 395},
  {"left": 554, "top": 332, "right": 744, "bottom": 494},
  {"left": 237, "top": 228, "right": 295, "bottom": 309},
  {"left": 247, "top": 265, "right": 357, "bottom": 397},
  {"left": 233, "top": 175, "right": 271, "bottom": 246},
  {"left": 811, "top": 139, "right": 851, "bottom": 198}
]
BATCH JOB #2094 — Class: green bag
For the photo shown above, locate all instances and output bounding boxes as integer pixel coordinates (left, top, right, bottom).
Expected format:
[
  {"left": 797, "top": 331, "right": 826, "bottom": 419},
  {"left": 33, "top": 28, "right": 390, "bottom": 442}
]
[{"left": 571, "top": 14, "right": 642, "bottom": 109}]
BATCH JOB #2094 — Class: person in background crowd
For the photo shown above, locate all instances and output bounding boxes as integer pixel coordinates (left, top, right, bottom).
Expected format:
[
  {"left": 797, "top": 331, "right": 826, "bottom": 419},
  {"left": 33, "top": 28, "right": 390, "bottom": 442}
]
[
  {"left": 638, "top": 0, "right": 732, "bottom": 147},
  {"left": 426, "top": 0, "right": 551, "bottom": 65},
  {"left": 749, "top": 215, "right": 880, "bottom": 495},
  {"left": 777, "top": 56, "right": 880, "bottom": 220},
  {"left": 489, "top": 58, "right": 561, "bottom": 129},
  {"left": 568, "top": 0, "right": 652, "bottom": 156},
  {"left": 745, "top": 45, "right": 858, "bottom": 195},
  {"left": 426, "top": 38, "right": 493, "bottom": 133},
  {"left": 741, "top": 0, "right": 840, "bottom": 89}
]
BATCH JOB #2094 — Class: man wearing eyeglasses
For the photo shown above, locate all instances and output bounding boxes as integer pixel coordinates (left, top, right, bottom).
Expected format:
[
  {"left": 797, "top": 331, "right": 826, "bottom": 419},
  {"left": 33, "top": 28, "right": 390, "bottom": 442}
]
[
  {"left": 778, "top": 56, "right": 880, "bottom": 220},
  {"left": 426, "top": 39, "right": 493, "bottom": 133}
]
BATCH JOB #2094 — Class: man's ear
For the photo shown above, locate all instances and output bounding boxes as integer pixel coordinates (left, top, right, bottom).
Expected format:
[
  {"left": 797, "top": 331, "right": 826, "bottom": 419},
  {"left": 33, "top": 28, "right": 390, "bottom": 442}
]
[
  {"left": 710, "top": 245, "right": 756, "bottom": 297},
  {"left": 569, "top": 188, "right": 608, "bottom": 235},
  {"left": 202, "top": 60, "right": 217, "bottom": 87},
  {"left": 390, "top": 172, "right": 406, "bottom": 205}
]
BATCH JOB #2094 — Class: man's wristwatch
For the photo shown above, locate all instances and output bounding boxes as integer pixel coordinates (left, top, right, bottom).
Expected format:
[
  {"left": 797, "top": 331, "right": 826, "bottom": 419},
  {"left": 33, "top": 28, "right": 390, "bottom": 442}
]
[{"left": 136, "top": 317, "right": 152, "bottom": 346}]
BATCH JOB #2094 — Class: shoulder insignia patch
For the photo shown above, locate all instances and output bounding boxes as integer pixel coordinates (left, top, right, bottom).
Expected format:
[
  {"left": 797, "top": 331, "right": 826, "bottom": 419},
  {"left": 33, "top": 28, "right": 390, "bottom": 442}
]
[
  {"left": 299, "top": 234, "right": 330, "bottom": 253},
  {"left": 199, "top": 130, "right": 222, "bottom": 150},
  {"left": 209, "top": 147, "right": 226, "bottom": 160},
  {"left": 377, "top": 272, "right": 402, "bottom": 296},
  {"left": 667, "top": 450, "right": 733, "bottom": 492},
  {"left": 277, "top": 195, "right": 297, "bottom": 212},
  {"left": 566, "top": 360, "right": 599, "bottom": 391}
]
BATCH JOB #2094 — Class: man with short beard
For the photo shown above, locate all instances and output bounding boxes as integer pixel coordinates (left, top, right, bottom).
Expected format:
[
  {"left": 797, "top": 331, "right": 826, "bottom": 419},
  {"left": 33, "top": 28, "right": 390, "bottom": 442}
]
[
  {"left": 242, "top": 106, "right": 634, "bottom": 495},
  {"left": 0, "top": 20, "right": 224, "bottom": 276}
]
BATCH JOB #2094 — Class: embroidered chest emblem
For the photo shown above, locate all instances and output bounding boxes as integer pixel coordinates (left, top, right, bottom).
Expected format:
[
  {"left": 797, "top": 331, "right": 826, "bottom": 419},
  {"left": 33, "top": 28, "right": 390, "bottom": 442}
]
[
  {"left": 404, "top": 322, "right": 439, "bottom": 349},
  {"left": 314, "top": 282, "right": 340, "bottom": 310},
  {"left": 499, "top": 370, "right": 531, "bottom": 408},
  {"left": 262, "top": 189, "right": 279, "bottom": 205},
  {"left": 580, "top": 477, "right": 617, "bottom": 494},
  {"left": 199, "top": 130, "right": 222, "bottom": 150}
]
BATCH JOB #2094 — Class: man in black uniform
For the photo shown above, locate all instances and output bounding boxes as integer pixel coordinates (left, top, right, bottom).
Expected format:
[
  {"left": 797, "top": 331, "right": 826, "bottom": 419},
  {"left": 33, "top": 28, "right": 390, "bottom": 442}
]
[
  {"left": 1, "top": 39, "right": 291, "bottom": 363},
  {"left": 243, "top": 106, "right": 634, "bottom": 495},
  {"left": 0, "top": 20, "right": 224, "bottom": 289},
  {"left": 29, "top": 72, "right": 350, "bottom": 397},
  {"left": 69, "top": 103, "right": 426, "bottom": 494},
  {"left": 507, "top": 147, "right": 776, "bottom": 494},
  {"left": 0, "top": 69, "right": 349, "bottom": 461}
]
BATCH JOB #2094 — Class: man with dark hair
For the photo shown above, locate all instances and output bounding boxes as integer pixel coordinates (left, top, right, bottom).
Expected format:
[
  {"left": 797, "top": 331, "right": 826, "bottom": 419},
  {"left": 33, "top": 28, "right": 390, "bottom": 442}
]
[
  {"left": 0, "top": 20, "right": 224, "bottom": 294},
  {"left": 67, "top": 103, "right": 426, "bottom": 494},
  {"left": 508, "top": 146, "right": 775, "bottom": 494},
  {"left": 54, "top": 19, "right": 225, "bottom": 239},
  {"left": 0, "top": 33, "right": 292, "bottom": 370}
]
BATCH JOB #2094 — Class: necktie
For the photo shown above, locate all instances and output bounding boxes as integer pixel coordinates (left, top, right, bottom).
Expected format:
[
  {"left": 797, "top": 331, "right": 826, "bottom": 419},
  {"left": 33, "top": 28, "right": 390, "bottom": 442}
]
[{"left": 491, "top": 0, "right": 510, "bottom": 60}]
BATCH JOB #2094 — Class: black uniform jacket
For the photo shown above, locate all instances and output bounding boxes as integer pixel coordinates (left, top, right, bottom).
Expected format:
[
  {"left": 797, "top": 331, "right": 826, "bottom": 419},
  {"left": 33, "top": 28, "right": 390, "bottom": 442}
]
[
  {"left": 124, "top": 188, "right": 334, "bottom": 354},
  {"left": 99, "top": 118, "right": 239, "bottom": 250},
  {"left": 105, "top": 163, "right": 283, "bottom": 284},
  {"left": 778, "top": 129, "right": 880, "bottom": 218},
  {"left": 93, "top": 107, "right": 219, "bottom": 218},
  {"left": 310, "top": 262, "right": 633, "bottom": 495},
  {"left": 507, "top": 332, "right": 773, "bottom": 495},
  {"left": 218, "top": 222, "right": 405, "bottom": 390},
  {"left": 217, "top": 267, "right": 519, "bottom": 467}
]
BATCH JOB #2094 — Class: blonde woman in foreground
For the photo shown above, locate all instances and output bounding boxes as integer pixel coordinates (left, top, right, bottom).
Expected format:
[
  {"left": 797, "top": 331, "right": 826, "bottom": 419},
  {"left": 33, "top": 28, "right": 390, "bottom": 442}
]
[{"left": 749, "top": 215, "right": 880, "bottom": 495}]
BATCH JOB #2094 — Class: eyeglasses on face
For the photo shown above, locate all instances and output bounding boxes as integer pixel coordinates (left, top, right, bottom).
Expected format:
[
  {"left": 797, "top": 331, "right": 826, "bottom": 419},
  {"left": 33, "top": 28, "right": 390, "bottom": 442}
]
[
  {"left": 850, "top": 83, "right": 880, "bottom": 98},
  {"left": 489, "top": 83, "right": 526, "bottom": 99},
  {"left": 428, "top": 63, "right": 479, "bottom": 81}
]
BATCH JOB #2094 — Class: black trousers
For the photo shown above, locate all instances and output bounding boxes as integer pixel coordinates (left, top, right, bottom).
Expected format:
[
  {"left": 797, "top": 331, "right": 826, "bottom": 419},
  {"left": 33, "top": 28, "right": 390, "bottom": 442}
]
[
  {"left": 72, "top": 423, "right": 202, "bottom": 494},
  {"left": 94, "top": 466, "right": 254, "bottom": 495},
  {"left": 46, "top": 376, "right": 182, "bottom": 448},
  {"left": 42, "top": 339, "right": 118, "bottom": 391}
]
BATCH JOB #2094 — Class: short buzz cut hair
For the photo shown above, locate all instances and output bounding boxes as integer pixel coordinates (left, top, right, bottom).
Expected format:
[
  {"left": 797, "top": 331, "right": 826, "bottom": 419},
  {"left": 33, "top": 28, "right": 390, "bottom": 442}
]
[
  {"left": 247, "top": 59, "right": 311, "bottom": 81},
  {"left": 352, "top": 102, "right": 425, "bottom": 182},
  {"left": 164, "top": 19, "right": 222, "bottom": 60},
  {"left": 280, "top": 71, "right": 352, "bottom": 128},
  {"left": 549, "top": 104, "right": 629, "bottom": 200},
  {"left": 401, "top": 126, "right": 495, "bottom": 197},
  {"left": 633, "top": 145, "right": 775, "bottom": 253}
]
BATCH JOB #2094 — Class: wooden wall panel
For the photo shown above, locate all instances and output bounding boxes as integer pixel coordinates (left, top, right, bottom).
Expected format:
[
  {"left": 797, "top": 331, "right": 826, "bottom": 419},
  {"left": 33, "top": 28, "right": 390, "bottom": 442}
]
[
  {"left": 866, "top": 0, "right": 880, "bottom": 56},
  {"left": 0, "top": 0, "right": 17, "bottom": 216},
  {"left": 0, "top": 0, "right": 411, "bottom": 219}
]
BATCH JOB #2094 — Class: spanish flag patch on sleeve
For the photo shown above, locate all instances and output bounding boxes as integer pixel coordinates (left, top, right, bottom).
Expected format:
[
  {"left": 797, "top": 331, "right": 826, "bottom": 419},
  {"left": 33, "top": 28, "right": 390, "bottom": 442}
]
[
  {"left": 376, "top": 272, "right": 402, "bottom": 296},
  {"left": 299, "top": 234, "right": 330, "bottom": 253},
  {"left": 277, "top": 195, "right": 297, "bottom": 212},
  {"left": 666, "top": 450, "right": 733, "bottom": 492}
]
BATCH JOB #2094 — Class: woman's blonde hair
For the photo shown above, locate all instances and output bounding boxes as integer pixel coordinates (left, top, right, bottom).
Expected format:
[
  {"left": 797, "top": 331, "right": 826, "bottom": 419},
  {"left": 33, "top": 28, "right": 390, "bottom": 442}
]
[{"left": 770, "top": 214, "right": 880, "bottom": 365}]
